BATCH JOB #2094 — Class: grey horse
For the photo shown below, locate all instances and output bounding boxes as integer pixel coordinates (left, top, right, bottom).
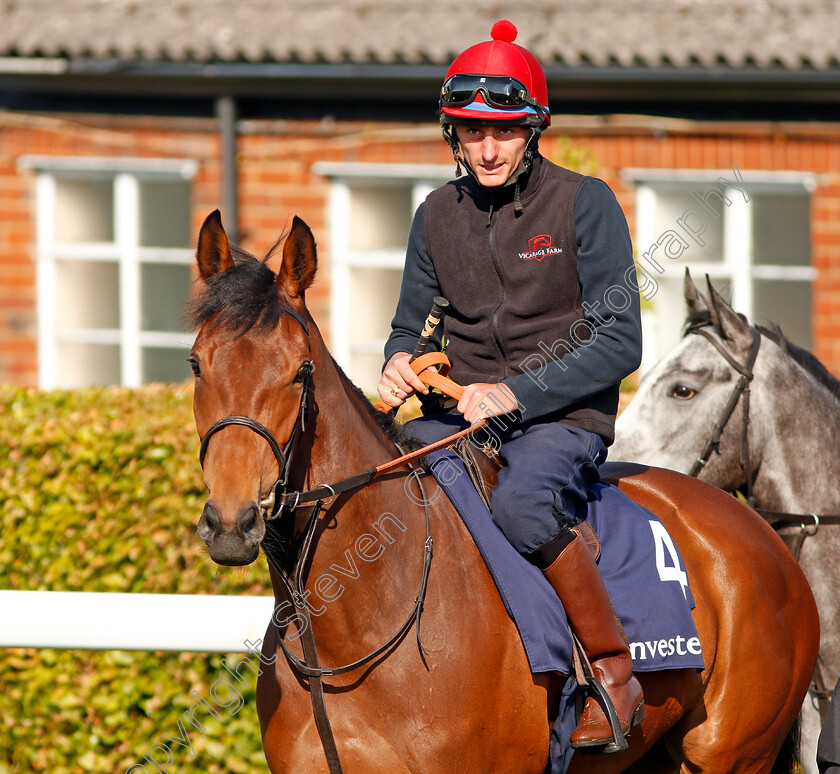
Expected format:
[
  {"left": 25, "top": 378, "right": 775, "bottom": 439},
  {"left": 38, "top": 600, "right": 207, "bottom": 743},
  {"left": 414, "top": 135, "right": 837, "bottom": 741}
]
[{"left": 611, "top": 270, "right": 840, "bottom": 774}]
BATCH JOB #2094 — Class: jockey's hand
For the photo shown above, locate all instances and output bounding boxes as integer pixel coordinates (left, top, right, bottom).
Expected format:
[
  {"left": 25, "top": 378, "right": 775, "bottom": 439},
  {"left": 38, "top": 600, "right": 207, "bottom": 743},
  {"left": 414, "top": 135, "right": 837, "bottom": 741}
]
[
  {"left": 458, "top": 382, "right": 519, "bottom": 425},
  {"left": 377, "top": 351, "right": 429, "bottom": 408}
]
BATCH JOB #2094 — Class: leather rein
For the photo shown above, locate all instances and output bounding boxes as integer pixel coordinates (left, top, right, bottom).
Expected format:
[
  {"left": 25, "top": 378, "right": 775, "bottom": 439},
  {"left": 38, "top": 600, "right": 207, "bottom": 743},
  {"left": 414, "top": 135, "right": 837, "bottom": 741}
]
[{"left": 198, "top": 351, "right": 479, "bottom": 773}]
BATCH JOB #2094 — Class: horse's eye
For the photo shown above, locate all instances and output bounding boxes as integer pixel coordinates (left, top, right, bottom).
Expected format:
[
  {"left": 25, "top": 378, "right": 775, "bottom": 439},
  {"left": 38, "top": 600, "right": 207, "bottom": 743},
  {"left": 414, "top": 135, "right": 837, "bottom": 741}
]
[
  {"left": 294, "top": 361, "right": 314, "bottom": 383},
  {"left": 671, "top": 384, "right": 695, "bottom": 400},
  {"left": 188, "top": 357, "right": 201, "bottom": 378}
]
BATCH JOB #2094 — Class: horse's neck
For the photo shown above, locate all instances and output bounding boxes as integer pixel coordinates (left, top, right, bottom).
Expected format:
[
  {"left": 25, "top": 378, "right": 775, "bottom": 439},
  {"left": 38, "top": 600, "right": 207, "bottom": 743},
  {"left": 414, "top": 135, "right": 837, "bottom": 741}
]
[
  {"left": 752, "top": 351, "right": 840, "bottom": 512},
  {"left": 306, "top": 354, "right": 400, "bottom": 488},
  {"left": 277, "top": 350, "right": 455, "bottom": 662}
]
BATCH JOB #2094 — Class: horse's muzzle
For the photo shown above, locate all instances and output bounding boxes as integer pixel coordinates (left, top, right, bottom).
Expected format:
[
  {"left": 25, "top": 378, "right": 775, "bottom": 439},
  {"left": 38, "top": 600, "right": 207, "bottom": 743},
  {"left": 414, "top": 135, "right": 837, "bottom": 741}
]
[{"left": 198, "top": 500, "right": 265, "bottom": 566}]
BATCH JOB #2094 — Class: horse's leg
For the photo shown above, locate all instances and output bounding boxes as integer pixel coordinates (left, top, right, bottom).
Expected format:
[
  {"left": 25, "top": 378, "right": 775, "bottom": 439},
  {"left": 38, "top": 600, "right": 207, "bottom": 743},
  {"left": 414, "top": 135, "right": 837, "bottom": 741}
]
[
  {"left": 800, "top": 695, "right": 823, "bottom": 774},
  {"left": 669, "top": 631, "right": 813, "bottom": 773}
]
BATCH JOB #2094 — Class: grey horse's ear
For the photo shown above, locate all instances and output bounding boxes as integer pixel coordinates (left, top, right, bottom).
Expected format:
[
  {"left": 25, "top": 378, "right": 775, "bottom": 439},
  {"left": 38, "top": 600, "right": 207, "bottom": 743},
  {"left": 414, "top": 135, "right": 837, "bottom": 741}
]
[
  {"left": 706, "top": 275, "right": 752, "bottom": 344},
  {"left": 684, "top": 268, "right": 710, "bottom": 317}
]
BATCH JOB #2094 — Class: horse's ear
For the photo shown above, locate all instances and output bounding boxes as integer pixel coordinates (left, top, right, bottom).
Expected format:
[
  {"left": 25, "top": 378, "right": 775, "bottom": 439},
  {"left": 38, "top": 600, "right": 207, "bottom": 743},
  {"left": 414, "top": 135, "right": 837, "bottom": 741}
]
[
  {"left": 276, "top": 216, "right": 317, "bottom": 298},
  {"left": 196, "top": 210, "right": 233, "bottom": 280},
  {"left": 684, "top": 268, "right": 710, "bottom": 317},
  {"left": 706, "top": 275, "right": 752, "bottom": 342}
]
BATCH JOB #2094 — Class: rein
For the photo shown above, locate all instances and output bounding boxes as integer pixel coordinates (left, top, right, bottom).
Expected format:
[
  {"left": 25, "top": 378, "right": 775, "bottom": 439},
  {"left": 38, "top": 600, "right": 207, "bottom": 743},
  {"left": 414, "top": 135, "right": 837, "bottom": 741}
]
[{"left": 198, "top": 350, "right": 477, "bottom": 773}]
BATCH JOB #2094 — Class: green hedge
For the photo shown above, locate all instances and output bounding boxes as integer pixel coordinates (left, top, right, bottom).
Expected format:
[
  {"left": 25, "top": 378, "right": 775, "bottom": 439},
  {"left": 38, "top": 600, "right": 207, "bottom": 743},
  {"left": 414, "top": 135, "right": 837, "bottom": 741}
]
[{"left": 0, "top": 383, "right": 271, "bottom": 773}]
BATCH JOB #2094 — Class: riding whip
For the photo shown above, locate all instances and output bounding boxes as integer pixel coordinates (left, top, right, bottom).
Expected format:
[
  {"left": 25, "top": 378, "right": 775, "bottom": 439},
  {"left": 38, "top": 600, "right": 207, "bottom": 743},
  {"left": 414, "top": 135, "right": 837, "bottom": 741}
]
[{"left": 410, "top": 296, "right": 449, "bottom": 362}]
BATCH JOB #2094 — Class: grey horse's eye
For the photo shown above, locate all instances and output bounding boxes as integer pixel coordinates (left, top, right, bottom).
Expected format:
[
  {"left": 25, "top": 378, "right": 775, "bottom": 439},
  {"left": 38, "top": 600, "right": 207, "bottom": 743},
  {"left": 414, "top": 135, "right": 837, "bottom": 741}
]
[{"left": 671, "top": 384, "right": 695, "bottom": 400}]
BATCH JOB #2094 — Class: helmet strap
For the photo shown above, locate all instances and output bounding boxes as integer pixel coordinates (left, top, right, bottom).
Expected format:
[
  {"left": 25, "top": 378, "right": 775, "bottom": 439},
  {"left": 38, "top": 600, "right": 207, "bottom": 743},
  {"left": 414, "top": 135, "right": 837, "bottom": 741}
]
[{"left": 441, "top": 125, "right": 540, "bottom": 194}]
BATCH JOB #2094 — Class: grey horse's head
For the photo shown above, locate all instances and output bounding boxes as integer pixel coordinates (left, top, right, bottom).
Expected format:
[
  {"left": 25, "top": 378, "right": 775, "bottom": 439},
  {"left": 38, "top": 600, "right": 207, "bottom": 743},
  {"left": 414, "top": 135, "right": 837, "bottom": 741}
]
[{"left": 612, "top": 271, "right": 765, "bottom": 492}]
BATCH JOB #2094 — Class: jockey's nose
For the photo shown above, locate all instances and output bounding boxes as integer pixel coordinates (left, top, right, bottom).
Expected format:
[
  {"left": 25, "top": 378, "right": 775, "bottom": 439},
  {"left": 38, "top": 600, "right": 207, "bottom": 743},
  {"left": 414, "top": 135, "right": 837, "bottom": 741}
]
[{"left": 481, "top": 135, "right": 499, "bottom": 161}]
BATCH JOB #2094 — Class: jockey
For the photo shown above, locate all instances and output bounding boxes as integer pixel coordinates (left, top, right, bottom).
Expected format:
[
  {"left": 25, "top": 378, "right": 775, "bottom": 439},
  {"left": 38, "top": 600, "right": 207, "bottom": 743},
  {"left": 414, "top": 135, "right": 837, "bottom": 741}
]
[{"left": 378, "top": 20, "right": 644, "bottom": 750}]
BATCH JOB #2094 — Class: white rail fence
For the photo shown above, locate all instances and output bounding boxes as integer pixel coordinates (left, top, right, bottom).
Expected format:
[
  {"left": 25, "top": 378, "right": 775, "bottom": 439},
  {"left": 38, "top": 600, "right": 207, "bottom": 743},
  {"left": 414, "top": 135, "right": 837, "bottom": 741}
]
[{"left": 0, "top": 590, "right": 276, "bottom": 652}]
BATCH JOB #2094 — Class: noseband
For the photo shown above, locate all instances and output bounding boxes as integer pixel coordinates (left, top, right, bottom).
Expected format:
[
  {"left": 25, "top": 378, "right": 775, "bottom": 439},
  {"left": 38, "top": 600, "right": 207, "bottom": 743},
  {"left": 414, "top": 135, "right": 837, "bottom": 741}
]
[
  {"left": 686, "top": 323, "right": 761, "bottom": 504},
  {"left": 198, "top": 360, "right": 315, "bottom": 520}
]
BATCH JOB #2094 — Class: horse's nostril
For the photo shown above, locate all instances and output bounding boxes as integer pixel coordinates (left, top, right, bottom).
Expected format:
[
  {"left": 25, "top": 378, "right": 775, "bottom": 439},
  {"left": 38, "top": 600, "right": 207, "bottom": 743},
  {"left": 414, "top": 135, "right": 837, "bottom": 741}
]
[
  {"left": 202, "top": 502, "right": 220, "bottom": 532},
  {"left": 238, "top": 505, "right": 261, "bottom": 536}
]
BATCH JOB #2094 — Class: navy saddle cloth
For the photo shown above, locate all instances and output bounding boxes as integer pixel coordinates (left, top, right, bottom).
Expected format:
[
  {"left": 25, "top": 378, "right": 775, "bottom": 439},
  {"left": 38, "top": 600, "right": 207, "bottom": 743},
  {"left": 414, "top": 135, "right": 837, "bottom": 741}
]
[
  {"left": 406, "top": 420, "right": 704, "bottom": 773},
  {"left": 411, "top": 439, "right": 704, "bottom": 676}
]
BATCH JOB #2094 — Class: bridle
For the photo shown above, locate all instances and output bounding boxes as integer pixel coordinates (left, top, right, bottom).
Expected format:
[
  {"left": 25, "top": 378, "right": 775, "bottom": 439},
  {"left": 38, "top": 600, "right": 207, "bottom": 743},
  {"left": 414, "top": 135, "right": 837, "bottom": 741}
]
[
  {"left": 197, "top": 357, "right": 434, "bottom": 774},
  {"left": 685, "top": 321, "right": 761, "bottom": 504},
  {"left": 198, "top": 360, "right": 316, "bottom": 521},
  {"left": 195, "top": 349, "right": 482, "bottom": 774},
  {"left": 685, "top": 320, "right": 840, "bottom": 719}
]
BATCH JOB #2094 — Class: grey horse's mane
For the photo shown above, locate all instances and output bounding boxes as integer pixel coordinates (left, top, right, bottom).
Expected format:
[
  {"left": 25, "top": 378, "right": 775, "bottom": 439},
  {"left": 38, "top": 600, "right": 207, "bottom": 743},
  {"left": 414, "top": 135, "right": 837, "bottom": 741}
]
[{"left": 685, "top": 309, "right": 840, "bottom": 402}]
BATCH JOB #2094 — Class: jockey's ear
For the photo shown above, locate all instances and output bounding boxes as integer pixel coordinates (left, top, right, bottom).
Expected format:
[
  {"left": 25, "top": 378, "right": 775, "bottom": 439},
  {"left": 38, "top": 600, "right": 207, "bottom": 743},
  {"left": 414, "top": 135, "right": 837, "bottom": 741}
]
[
  {"left": 196, "top": 210, "right": 233, "bottom": 280},
  {"left": 274, "top": 216, "right": 318, "bottom": 299},
  {"left": 684, "top": 268, "right": 710, "bottom": 318},
  {"left": 706, "top": 275, "right": 752, "bottom": 345}
]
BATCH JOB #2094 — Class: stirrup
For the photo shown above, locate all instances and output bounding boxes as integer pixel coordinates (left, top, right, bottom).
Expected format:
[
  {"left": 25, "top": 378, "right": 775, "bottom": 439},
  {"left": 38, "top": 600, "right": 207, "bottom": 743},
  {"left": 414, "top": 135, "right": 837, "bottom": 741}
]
[{"left": 573, "top": 676, "right": 645, "bottom": 754}]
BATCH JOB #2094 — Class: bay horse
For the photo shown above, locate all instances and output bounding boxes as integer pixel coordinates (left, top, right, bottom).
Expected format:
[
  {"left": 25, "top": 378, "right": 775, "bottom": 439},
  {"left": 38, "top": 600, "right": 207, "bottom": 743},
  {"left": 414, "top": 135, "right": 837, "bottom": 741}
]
[
  {"left": 189, "top": 211, "right": 818, "bottom": 773},
  {"left": 611, "top": 271, "right": 840, "bottom": 774}
]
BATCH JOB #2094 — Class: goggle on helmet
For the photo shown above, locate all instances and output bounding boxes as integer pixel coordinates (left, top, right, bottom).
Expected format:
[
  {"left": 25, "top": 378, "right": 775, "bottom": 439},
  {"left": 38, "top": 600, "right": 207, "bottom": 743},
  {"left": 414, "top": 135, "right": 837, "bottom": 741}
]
[{"left": 439, "top": 20, "right": 551, "bottom": 129}]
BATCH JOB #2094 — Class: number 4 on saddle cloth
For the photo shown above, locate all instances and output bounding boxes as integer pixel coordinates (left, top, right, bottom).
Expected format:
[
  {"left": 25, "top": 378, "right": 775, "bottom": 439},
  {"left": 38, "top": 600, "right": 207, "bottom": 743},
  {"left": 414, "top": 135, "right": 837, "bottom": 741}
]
[{"left": 406, "top": 419, "right": 704, "bottom": 773}]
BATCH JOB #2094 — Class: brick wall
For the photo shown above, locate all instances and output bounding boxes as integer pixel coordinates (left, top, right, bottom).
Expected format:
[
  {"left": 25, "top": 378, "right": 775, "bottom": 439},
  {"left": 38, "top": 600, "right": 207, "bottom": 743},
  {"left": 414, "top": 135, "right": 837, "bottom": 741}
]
[{"left": 2, "top": 110, "right": 840, "bottom": 385}]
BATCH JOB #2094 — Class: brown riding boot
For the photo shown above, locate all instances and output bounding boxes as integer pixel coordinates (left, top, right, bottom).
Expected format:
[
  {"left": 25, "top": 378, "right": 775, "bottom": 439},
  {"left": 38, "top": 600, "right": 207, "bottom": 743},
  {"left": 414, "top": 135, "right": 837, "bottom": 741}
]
[{"left": 541, "top": 533, "right": 645, "bottom": 749}]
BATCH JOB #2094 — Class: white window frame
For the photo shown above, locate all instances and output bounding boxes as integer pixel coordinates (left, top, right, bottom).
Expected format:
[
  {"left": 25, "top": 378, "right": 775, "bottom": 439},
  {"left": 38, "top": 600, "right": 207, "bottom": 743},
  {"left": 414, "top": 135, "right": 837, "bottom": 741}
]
[
  {"left": 312, "top": 162, "right": 453, "bottom": 386},
  {"left": 624, "top": 168, "right": 817, "bottom": 370},
  {"left": 18, "top": 156, "right": 197, "bottom": 389}
]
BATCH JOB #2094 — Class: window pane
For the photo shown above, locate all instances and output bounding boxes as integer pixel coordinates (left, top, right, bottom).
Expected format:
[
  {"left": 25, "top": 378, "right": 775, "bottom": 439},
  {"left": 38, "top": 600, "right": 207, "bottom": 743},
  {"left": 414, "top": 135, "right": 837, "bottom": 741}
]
[
  {"left": 139, "top": 180, "right": 190, "bottom": 248},
  {"left": 142, "top": 346, "right": 191, "bottom": 384},
  {"left": 752, "top": 193, "right": 810, "bottom": 267},
  {"left": 753, "top": 279, "right": 812, "bottom": 350},
  {"left": 57, "top": 343, "right": 120, "bottom": 387},
  {"left": 651, "top": 190, "right": 724, "bottom": 264},
  {"left": 349, "top": 267, "right": 403, "bottom": 340},
  {"left": 55, "top": 260, "right": 120, "bottom": 329},
  {"left": 55, "top": 179, "right": 114, "bottom": 243},
  {"left": 349, "top": 185, "right": 412, "bottom": 252},
  {"left": 141, "top": 263, "right": 192, "bottom": 332}
]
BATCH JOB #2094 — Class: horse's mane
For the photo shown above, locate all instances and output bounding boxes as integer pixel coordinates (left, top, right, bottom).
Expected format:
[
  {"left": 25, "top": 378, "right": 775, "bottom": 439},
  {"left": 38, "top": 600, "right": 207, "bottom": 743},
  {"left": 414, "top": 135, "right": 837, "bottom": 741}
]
[
  {"left": 757, "top": 322, "right": 840, "bottom": 401},
  {"left": 684, "top": 309, "right": 840, "bottom": 402},
  {"left": 330, "top": 357, "right": 425, "bottom": 452},
  {"left": 189, "top": 248, "right": 421, "bottom": 450},
  {"left": 188, "top": 245, "right": 298, "bottom": 333}
]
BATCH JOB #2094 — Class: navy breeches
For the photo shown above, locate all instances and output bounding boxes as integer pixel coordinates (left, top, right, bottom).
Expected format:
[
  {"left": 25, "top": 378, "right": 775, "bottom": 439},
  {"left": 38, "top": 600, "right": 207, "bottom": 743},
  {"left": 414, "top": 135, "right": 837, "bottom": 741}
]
[{"left": 406, "top": 414, "right": 607, "bottom": 557}]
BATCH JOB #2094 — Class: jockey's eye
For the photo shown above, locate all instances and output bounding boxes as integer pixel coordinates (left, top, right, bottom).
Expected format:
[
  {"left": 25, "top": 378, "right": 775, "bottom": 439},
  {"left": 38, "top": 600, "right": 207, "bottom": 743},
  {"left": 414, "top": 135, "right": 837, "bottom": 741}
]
[
  {"left": 671, "top": 384, "right": 695, "bottom": 400},
  {"left": 187, "top": 356, "right": 201, "bottom": 378}
]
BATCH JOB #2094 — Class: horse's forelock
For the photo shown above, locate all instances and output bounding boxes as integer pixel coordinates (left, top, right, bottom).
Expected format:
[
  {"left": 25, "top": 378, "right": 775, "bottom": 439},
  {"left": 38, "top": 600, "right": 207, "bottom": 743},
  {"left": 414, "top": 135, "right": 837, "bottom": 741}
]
[
  {"left": 685, "top": 309, "right": 840, "bottom": 399},
  {"left": 189, "top": 250, "right": 298, "bottom": 334},
  {"left": 683, "top": 308, "right": 713, "bottom": 336}
]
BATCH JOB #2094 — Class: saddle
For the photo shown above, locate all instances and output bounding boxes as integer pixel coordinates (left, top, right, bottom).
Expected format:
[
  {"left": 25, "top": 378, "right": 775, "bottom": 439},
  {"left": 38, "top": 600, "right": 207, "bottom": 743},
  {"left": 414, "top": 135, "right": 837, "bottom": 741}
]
[
  {"left": 449, "top": 438, "right": 601, "bottom": 560},
  {"left": 405, "top": 350, "right": 603, "bottom": 561}
]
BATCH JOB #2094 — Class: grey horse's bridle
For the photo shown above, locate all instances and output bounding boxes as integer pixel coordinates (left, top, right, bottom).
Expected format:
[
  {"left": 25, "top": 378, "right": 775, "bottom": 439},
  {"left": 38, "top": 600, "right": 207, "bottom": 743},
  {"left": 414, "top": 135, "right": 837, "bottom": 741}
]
[
  {"left": 685, "top": 322, "right": 762, "bottom": 505},
  {"left": 686, "top": 321, "right": 840, "bottom": 721}
]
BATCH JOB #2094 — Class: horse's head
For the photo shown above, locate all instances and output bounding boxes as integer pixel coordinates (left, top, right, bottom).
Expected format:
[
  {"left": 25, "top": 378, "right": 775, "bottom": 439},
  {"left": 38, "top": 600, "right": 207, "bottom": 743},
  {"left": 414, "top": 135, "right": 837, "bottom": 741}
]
[
  {"left": 613, "top": 271, "right": 762, "bottom": 489},
  {"left": 189, "top": 211, "right": 318, "bottom": 565}
]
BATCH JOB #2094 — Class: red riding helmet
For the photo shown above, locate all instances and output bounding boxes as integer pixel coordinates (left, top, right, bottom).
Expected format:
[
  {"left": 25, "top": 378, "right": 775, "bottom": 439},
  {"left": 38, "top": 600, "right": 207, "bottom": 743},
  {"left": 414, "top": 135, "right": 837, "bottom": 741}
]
[{"left": 439, "top": 20, "right": 550, "bottom": 129}]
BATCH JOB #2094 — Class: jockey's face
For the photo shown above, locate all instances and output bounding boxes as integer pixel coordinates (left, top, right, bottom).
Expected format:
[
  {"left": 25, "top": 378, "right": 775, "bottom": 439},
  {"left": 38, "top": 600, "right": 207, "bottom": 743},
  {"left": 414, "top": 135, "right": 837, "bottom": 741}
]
[{"left": 455, "top": 125, "right": 530, "bottom": 188}]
